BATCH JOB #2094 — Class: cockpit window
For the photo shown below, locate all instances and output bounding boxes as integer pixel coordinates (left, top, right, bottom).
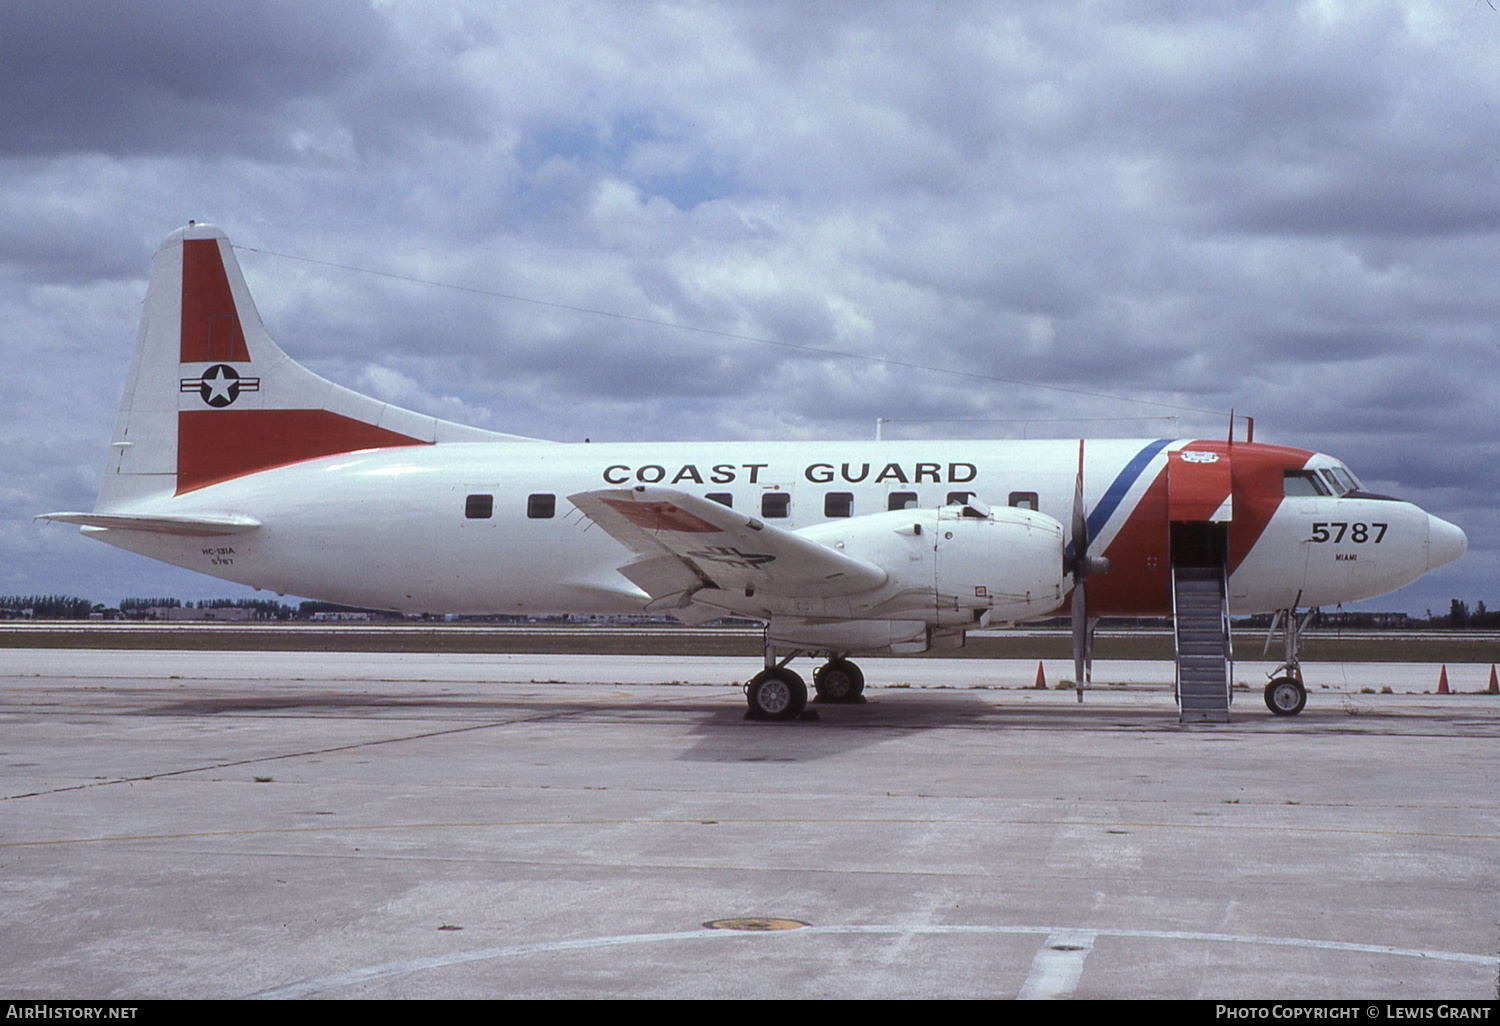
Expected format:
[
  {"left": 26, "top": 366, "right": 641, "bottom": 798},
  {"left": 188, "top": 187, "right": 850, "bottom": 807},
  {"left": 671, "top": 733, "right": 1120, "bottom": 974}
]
[
  {"left": 1283, "top": 470, "right": 1330, "bottom": 497},
  {"left": 1321, "top": 466, "right": 1360, "bottom": 496}
]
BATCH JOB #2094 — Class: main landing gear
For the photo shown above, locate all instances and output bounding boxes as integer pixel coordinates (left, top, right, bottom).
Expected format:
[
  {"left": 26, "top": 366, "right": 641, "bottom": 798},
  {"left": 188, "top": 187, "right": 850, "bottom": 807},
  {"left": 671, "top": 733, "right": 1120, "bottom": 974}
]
[
  {"left": 745, "top": 652, "right": 866, "bottom": 720},
  {"left": 813, "top": 658, "right": 866, "bottom": 703},
  {"left": 746, "top": 666, "right": 807, "bottom": 720},
  {"left": 1262, "top": 605, "right": 1315, "bottom": 716}
]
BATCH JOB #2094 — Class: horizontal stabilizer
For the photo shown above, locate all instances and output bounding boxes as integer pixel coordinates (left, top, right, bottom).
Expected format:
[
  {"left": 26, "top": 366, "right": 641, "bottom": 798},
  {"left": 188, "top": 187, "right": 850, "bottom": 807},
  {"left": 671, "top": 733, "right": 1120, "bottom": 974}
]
[{"left": 36, "top": 511, "right": 261, "bottom": 536}]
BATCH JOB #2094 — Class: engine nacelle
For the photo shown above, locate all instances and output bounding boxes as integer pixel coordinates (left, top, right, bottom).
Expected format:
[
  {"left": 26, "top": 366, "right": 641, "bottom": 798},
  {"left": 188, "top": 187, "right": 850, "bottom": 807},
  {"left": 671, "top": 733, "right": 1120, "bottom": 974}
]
[
  {"left": 797, "top": 504, "right": 1069, "bottom": 625},
  {"left": 930, "top": 504, "right": 1070, "bottom": 621}
]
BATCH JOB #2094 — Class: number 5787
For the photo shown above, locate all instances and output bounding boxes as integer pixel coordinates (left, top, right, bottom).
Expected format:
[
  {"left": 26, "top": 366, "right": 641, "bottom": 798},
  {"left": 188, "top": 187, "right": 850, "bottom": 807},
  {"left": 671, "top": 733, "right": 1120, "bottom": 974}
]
[{"left": 1310, "top": 522, "right": 1386, "bottom": 544}]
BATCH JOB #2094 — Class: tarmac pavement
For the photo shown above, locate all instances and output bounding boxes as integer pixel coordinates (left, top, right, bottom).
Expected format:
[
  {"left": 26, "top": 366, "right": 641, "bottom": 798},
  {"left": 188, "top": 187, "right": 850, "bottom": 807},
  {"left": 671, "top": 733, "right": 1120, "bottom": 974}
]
[{"left": 1, "top": 650, "right": 1496, "bottom": 999}]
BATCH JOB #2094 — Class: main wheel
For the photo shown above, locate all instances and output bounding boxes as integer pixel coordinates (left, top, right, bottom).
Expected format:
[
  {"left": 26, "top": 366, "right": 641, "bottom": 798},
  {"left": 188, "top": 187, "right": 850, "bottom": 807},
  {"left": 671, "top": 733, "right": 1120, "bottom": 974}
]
[
  {"left": 1264, "top": 676, "right": 1306, "bottom": 716},
  {"left": 813, "top": 659, "right": 865, "bottom": 702},
  {"left": 747, "top": 669, "right": 808, "bottom": 721}
]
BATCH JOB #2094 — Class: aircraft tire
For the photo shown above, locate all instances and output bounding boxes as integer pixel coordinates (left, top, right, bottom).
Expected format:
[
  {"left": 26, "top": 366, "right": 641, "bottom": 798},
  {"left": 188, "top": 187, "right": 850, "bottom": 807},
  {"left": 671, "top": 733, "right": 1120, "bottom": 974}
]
[
  {"left": 1264, "top": 676, "right": 1307, "bottom": 716},
  {"left": 747, "top": 669, "right": 808, "bottom": 720},
  {"left": 813, "top": 659, "right": 865, "bottom": 702}
]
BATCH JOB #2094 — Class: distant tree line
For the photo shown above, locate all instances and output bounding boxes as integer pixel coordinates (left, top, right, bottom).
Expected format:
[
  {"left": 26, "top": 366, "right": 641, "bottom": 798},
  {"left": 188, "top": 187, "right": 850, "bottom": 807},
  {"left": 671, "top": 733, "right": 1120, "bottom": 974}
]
[
  {"left": 0, "top": 595, "right": 96, "bottom": 619},
  {"left": 200, "top": 598, "right": 298, "bottom": 619},
  {"left": 116, "top": 598, "right": 389, "bottom": 620},
  {"left": 1238, "top": 602, "right": 1500, "bottom": 630},
  {"left": 119, "top": 597, "right": 300, "bottom": 620},
  {"left": 1439, "top": 599, "right": 1499, "bottom": 629}
]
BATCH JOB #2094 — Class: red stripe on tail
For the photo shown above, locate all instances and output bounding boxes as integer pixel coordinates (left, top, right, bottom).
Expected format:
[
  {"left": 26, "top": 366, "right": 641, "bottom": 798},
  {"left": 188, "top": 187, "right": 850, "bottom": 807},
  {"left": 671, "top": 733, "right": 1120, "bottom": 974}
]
[
  {"left": 181, "top": 239, "right": 250, "bottom": 363},
  {"left": 177, "top": 409, "right": 430, "bottom": 494}
]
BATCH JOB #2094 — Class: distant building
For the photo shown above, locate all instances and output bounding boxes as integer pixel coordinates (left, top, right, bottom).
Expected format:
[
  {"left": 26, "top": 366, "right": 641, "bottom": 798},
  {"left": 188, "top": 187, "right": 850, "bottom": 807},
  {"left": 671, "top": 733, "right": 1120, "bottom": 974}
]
[{"left": 147, "top": 606, "right": 258, "bottom": 622}]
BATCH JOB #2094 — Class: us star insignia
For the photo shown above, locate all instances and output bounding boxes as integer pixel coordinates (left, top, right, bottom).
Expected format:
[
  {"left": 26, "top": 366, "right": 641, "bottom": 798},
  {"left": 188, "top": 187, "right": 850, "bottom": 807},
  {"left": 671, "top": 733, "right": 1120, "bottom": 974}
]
[
  {"left": 685, "top": 546, "right": 776, "bottom": 570},
  {"left": 180, "top": 364, "right": 260, "bottom": 407}
]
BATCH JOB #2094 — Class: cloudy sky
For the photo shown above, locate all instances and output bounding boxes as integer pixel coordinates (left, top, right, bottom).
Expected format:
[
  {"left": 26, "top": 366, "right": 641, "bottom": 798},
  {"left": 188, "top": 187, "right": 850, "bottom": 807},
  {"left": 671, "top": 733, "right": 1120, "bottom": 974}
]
[{"left": 3, "top": 0, "right": 1494, "bottom": 615}]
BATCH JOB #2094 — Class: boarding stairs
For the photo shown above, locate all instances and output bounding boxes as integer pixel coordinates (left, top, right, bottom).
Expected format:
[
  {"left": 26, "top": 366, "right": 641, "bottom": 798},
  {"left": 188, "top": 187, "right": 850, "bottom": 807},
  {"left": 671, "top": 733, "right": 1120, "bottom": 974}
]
[{"left": 1173, "top": 566, "right": 1232, "bottom": 723}]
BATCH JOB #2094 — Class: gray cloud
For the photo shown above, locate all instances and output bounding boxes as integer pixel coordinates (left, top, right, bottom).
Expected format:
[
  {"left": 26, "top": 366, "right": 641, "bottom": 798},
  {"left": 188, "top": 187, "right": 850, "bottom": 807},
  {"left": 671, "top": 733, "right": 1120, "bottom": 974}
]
[
  {"left": 0, "top": 1, "right": 387, "bottom": 159},
  {"left": 3, "top": 0, "right": 1496, "bottom": 613}
]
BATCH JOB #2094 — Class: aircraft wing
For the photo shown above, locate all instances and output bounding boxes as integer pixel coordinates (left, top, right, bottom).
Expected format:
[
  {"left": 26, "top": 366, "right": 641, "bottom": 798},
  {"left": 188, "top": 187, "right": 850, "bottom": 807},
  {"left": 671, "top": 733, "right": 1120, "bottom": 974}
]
[{"left": 568, "top": 486, "right": 887, "bottom": 610}]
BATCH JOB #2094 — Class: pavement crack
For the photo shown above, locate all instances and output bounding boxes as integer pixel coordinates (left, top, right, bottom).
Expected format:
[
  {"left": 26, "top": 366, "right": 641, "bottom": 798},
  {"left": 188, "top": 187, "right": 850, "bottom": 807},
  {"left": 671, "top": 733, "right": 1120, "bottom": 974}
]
[{"left": 0, "top": 709, "right": 585, "bottom": 801}]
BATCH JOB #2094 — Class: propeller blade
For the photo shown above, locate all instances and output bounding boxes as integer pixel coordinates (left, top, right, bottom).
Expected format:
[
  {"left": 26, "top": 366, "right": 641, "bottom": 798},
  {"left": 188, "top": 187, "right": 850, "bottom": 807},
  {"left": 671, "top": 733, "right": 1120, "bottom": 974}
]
[
  {"left": 1072, "top": 439, "right": 1088, "bottom": 565},
  {"left": 1072, "top": 578, "right": 1087, "bottom": 703},
  {"left": 1071, "top": 439, "right": 1088, "bottom": 703}
]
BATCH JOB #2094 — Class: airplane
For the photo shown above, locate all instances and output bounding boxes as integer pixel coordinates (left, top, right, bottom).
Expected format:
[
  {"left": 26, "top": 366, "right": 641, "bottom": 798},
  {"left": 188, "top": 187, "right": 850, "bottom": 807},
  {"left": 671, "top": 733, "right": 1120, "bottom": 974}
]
[{"left": 39, "top": 223, "right": 1468, "bottom": 721}]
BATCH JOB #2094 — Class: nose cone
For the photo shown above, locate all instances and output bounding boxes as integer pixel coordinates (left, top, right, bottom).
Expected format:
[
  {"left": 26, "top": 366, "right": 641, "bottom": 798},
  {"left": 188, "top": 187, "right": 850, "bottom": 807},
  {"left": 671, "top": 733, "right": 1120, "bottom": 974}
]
[{"left": 1428, "top": 515, "right": 1467, "bottom": 570}]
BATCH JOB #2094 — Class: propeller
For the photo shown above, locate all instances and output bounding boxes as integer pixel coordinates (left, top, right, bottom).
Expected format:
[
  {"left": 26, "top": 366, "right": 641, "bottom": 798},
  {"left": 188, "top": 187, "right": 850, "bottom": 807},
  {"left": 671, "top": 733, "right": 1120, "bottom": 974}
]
[{"left": 1068, "top": 440, "right": 1109, "bottom": 703}]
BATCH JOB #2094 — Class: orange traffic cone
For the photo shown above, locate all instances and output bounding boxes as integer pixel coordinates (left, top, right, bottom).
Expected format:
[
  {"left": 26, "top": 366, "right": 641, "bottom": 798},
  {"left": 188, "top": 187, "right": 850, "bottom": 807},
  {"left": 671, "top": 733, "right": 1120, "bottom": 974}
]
[
  {"left": 1034, "top": 661, "right": 1047, "bottom": 689},
  {"left": 1488, "top": 664, "right": 1497, "bottom": 695},
  {"left": 1436, "top": 664, "right": 1450, "bottom": 695}
]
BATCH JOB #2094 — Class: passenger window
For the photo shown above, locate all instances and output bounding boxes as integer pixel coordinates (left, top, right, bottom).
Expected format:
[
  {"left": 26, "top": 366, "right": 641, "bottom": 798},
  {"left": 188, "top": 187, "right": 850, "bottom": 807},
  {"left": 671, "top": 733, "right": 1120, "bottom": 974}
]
[
  {"left": 465, "top": 494, "right": 493, "bottom": 519},
  {"left": 1282, "top": 471, "right": 1328, "bottom": 497},
  {"left": 761, "top": 492, "right": 790, "bottom": 518},
  {"left": 824, "top": 492, "right": 853, "bottom": 518},
  {"left": 947, "top": 491, "right": 975, "bottom": 506},
  {"left": 527, "top": 493, "right": 556, "bottom": 518},
  {"left": 706, "top": 493, "right": 733, "bottom": 508},
  {"left": 1008, "top": 491, "right": 1039, "bottom": 511},
  {"left": 888, "top": 491, "right": 918, "bottom": 511}
]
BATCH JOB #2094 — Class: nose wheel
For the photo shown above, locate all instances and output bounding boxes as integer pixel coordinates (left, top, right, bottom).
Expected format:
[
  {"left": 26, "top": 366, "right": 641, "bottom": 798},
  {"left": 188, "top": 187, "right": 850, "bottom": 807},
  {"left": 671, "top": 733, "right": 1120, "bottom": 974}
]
[{"left": 1264, "top": 675, "right": 1307, "bottom": 716}]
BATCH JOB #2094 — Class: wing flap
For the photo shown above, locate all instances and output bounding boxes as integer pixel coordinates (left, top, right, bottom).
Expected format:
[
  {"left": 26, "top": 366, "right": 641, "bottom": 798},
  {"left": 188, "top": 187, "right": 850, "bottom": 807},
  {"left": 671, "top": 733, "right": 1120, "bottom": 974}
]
[{"left": 619, "top": 553, "right": 712, "bottom": 610}]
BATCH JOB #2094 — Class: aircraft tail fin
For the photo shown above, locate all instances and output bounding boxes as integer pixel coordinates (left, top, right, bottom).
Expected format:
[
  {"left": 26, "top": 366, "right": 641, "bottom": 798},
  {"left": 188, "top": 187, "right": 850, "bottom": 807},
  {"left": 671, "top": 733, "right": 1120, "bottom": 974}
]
[{"left": 98, "top": 222, "right": 532, "bottom": 509}]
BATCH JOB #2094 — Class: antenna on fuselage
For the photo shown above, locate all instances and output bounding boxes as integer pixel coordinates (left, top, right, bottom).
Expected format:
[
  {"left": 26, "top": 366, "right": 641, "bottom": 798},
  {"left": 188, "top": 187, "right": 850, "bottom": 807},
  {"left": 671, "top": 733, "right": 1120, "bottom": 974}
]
[{"left": 1226, "top": 410, "right": 1256, "bottom": 446}]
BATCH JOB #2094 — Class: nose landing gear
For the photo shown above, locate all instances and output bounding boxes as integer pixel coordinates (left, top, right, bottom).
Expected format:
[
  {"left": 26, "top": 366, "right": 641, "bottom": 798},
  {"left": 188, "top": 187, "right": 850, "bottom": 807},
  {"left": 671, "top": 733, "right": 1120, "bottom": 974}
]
[{"left": 1263, "top": 604, "right": 1315, "bottom": 716}]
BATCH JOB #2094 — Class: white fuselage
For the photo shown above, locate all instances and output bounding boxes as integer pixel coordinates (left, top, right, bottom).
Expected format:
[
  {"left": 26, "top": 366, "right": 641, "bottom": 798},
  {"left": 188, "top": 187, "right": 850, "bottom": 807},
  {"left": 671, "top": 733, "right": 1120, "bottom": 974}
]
[{"left": 88, "top": 437, "right": 1458, "bottom": 619}]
